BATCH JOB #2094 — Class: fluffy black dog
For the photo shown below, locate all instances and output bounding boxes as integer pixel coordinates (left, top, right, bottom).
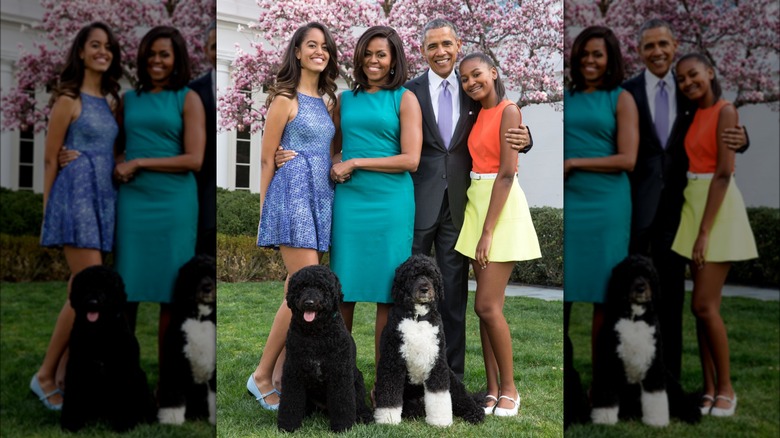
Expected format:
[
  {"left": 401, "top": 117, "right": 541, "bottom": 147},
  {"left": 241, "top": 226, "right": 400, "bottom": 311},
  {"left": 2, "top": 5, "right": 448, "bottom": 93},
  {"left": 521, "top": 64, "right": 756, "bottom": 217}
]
[
  {"left": 374, "top": 255, "right": 484, "bottom": 426},
  {"left": 277, "top": 265, "right": 373, "bottom": 433},
  {"left": 61, "top": 265, "right": 153, "bottom": 432},
  {"left": 158, "top": 254, "right": 216, "bottom": 425},
  {"left": 591, "top": 254, "right": 700, "bottom": 426}
]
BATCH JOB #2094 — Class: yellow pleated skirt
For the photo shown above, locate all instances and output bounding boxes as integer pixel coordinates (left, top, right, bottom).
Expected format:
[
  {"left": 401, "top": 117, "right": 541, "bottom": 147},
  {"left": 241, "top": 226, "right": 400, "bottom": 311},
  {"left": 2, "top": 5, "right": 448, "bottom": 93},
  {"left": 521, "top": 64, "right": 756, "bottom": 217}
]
[
  {"left": 455, "top": 178, "right": 542, "bottom": 262},
  {"left": 671, "top": 176, "right": 758, "bottom": 262}
]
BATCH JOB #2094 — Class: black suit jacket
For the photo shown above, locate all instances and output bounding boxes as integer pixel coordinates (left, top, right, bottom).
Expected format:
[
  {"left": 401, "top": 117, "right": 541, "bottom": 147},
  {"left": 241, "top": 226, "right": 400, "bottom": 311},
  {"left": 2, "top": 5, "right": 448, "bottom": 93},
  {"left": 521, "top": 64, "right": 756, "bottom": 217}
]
[
  {"left": 188, "top": 71, "right": 216, "bottom": 232},
  {"left": 622, "top": 72, "right": 696, "bottom": 249},
  {"left": 405, "top": 71, "right": 481, "bottom": 230}
]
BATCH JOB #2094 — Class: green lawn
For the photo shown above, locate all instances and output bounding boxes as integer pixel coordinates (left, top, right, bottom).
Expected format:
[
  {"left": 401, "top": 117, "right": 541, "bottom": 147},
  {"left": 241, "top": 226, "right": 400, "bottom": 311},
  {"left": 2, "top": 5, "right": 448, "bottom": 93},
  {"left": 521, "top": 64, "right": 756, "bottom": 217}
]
[
  {"left": 0, "top": 281, "right": 214, "bottom": 438},
  {"left": 217, "top": 281, "right": 563, "bottom": 437},
  {"left": 565, "top": 293, "right": 780, "bottom": 437}
]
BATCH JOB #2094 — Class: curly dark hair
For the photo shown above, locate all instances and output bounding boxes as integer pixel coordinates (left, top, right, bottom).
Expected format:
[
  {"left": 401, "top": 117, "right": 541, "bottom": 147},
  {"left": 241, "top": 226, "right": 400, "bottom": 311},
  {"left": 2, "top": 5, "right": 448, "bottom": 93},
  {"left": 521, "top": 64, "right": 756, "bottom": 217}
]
[
  {"left": 605, "top": 254, "right": 660, "bottom": 317},
  {"left": 391, "top": 254, "right": 444, "bottom": 305},
  {"left": 287, "top": 265, "right": 344, "bottom": 317},
  {"left": 50, "top": 22, "right": 122, "bottom": 107}
]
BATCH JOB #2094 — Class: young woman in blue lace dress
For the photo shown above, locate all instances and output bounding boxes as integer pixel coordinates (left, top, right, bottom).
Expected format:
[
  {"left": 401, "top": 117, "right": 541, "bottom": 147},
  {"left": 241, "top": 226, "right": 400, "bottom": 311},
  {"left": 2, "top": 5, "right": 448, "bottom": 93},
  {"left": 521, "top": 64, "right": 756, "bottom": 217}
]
[
  {"left": 33, "top": 22, "right": 122, "bottom": 410},
  {"left": 246, "top": 22, "right": 340, "bottom": 410}
]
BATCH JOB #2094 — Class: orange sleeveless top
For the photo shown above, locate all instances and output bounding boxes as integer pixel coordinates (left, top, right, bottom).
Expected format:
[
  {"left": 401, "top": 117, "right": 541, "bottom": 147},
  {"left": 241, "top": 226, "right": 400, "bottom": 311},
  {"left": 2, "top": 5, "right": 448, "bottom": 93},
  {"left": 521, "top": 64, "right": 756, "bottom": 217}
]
[
  {"left": 468, "top": 99, "right": 520, "bottom": 174},
  {"left": 684, "top": 99, "right": 735, "bottom": 174}
]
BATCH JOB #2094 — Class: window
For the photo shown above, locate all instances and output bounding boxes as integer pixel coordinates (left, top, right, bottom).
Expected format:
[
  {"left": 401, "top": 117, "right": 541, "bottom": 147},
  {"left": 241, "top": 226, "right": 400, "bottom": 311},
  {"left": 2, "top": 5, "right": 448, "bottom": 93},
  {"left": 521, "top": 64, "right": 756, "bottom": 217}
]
[
  {"left": 18, "top": 125, "right": 34, "bottom": 190},
  {"left": 235, "top": 126, "right": 251, "bottom": 190}
]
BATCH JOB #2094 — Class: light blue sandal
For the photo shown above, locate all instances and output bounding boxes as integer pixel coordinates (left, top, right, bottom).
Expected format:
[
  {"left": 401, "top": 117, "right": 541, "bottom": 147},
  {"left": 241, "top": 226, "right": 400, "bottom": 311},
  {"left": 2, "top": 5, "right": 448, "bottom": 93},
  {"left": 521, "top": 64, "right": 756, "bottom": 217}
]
[
  {"left": 246, "top": 374, "right": 280, "bottom": 410},
  {"left": 30, "top": 374, "right": 63, "bottom": 411}
]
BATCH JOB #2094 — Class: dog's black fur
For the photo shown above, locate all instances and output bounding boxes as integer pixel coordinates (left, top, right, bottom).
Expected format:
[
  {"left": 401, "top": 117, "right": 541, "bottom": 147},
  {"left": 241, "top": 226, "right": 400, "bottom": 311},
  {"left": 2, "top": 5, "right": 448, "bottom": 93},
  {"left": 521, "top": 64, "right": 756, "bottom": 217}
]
[
  {"left": 158, "top": 254, "right": 217, "bottom": 425},
  {"left": 277, "top": 265, "right": 372, "bottom": 433},
  {"left": 591, "top": 254, "right": 700, "bottom": 426},
  {"left": 374, "top": 255, "right": 484, "bottom": 426},
  {"left": 61, "top": 266, "right": 153, "bottom": 432}
]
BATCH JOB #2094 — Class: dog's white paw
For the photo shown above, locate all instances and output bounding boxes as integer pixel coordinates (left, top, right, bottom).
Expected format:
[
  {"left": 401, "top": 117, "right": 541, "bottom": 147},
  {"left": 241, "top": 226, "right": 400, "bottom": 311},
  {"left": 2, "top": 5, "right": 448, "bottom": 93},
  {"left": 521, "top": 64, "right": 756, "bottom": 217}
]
[
  {"left": 374, "top": 406, "right": 402, "bottom": 424},
  {"left": 425, "top": 390, "right": 453, "bottom": 427},
  {"left": 158, "top": 406, "right": 186, "bottom": 425},
  {"left": 208, "top": 390, "right": 216, "bottom": 424},
  {"left": 591, "top": 406, "right": 619, "bottom": 425},
  {"left": 641, "top": 390, "right": 669, "bottom": 427}
]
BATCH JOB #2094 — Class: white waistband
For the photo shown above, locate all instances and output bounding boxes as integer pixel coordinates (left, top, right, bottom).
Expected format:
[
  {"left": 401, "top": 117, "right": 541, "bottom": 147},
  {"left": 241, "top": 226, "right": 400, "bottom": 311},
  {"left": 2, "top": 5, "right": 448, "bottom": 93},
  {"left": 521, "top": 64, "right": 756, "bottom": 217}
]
[
  {"left": 687, "top": 172, "right": 714, "bottom": 180},
  {"left": 470, "top": 171, "right": 498, "bottom": 180}
]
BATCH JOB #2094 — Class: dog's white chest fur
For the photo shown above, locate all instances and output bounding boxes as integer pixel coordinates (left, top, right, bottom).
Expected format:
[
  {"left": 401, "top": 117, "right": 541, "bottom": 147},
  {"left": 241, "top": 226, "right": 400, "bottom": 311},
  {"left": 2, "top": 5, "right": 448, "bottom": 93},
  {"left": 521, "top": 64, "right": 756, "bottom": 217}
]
[
  {"left": 398, "top": 318, "right": 440, "bottom": 385},
  {"left": 615, "top": 317, "right": 656, "bottom": 384},
  {"left": 181, "top": 317, "right": 216, "bottom": 384}
]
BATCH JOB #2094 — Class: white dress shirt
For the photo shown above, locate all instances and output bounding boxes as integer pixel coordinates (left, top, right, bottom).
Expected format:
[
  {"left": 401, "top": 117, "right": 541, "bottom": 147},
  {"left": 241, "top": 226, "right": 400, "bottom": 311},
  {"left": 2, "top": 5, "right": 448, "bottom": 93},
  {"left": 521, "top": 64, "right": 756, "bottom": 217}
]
[
  {"left": 427, "top": 69, "right": 460, "bottom": 138},
  {"left": 644, "top": 69, "right": 677, "bottom": 137}
]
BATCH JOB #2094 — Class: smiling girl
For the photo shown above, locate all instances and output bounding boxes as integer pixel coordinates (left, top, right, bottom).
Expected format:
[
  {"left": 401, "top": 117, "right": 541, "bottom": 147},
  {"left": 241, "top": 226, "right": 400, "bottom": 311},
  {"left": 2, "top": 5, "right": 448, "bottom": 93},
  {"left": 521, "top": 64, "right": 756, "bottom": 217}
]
[
  {"left": 34, "top": 22, "right": 122, "bottom": 411},
  {"left": 671, "top": 53, "right": 757, "bottom": 417},
  {"left": 454, "top": 52, "right": 541, "bottom": 417}
]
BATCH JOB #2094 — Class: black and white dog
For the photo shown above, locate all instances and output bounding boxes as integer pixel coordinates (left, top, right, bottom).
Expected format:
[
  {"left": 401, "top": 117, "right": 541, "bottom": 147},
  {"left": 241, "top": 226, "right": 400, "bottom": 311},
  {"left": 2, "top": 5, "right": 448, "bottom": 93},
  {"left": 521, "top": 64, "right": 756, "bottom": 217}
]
[
  {"left": 158, "top": 254, "right": 216, "bottom": 425},
  {"left": 591, "top": 254, "right": 669, "bottom": 427},
  {"left": 374, "top": 255, "right": 484, "bottom": 426},
  {"left": 61, "top": 266, "right": 153, "bottom": 432}
]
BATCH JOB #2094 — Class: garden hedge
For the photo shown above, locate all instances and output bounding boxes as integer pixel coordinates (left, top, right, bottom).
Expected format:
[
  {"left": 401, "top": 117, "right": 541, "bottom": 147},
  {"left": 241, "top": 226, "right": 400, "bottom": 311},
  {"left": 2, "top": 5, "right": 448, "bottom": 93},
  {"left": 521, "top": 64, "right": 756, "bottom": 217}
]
[{"left": 0, "top": 188, "right": 776, "bottom": 287}]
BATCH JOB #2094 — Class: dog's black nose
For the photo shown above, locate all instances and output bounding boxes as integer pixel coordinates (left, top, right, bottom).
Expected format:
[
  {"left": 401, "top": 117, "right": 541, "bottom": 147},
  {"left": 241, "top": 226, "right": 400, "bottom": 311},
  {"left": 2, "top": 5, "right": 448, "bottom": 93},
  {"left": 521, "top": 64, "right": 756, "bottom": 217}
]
[{"left": 304, "top": 299, "right": 314, "bottom": 306}]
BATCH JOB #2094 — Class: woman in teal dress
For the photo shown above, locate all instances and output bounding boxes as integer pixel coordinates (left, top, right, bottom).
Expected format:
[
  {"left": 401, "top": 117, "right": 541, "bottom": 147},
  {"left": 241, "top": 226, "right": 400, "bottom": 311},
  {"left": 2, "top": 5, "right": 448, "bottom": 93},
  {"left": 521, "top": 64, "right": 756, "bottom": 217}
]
[
  {"left": 329, "top": 26, "right": 422, "bottom": 370},
  {"left": 114, "top": 26, "right": 205, "bottom": 355},
  {"left": 563, "top": 26, "right": 638, "bottom": 372}
]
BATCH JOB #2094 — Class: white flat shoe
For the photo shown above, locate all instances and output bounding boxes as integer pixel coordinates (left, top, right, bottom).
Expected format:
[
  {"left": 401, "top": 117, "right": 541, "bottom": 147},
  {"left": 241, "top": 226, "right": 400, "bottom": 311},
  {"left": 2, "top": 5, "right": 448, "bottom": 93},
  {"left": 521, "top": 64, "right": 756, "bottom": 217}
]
[
  {"left": 494, "top": 394, "right": 520, "bottom": 417},
  {"left": 710, "top": 394, "right": 737, "bottom": 417},
  {"left": 700, "top": 394, "right": 714, "bottom": 415},
  {"left": 484, "top": 394, "right": 498, "bottom": 415}
]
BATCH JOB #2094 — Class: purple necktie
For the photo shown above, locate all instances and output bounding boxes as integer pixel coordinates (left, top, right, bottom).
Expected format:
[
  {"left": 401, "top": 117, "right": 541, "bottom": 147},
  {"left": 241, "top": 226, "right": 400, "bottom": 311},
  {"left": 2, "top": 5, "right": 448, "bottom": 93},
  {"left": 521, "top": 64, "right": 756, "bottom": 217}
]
[
  {"left": 438, "top": 81, "right": 452, "bottom": 149},
  {"left": 655, "top": 80, "right": 669, "bottom": 148}
]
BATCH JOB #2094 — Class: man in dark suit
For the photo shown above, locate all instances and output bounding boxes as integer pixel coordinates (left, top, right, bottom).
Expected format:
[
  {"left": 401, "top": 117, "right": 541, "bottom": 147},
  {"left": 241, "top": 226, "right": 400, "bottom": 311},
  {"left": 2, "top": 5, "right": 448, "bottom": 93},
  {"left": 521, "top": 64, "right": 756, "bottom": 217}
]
[
  {"left": 404, "top": 18, "right": 530, "bottom": 380},
  {"left": 622, "top": 18, "right": 747, "bottom": 380},
  {"left": 188, "top": 22, "right": 217, "bottom": 257}
]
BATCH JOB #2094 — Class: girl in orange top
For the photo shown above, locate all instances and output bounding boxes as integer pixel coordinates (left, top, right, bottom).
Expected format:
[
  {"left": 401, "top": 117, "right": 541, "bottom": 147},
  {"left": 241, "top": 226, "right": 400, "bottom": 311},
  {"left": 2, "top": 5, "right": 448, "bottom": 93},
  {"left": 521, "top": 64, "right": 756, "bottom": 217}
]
[
  {"left": 454, "top": 52, "right": 541, "bottom": 417},
  {"left": 671, "top": 53, "right": 757, "bottom": 417}
]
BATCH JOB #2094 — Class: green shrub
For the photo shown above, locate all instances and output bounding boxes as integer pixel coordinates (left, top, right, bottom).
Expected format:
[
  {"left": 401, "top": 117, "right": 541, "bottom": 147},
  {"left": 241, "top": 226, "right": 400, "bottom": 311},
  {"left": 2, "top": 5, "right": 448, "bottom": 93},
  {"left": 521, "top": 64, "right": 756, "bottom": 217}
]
[
  {"left": 511, "top": 206, "right": 564, "bottom": 287},
  {"left": 0, "top": 188, "right": 43, "bottom": 236},
  {"left": 0, "top": 234, "right": 69, "bottom": 281},
  {"left": 216, "top": 233, "right": 285, "bottom": 282},
  {"left": 216, "top": 187, "right": 258, "bottom": 237},
  {"left": 729, "top": 207, "right": 779, "bottom": 287}
]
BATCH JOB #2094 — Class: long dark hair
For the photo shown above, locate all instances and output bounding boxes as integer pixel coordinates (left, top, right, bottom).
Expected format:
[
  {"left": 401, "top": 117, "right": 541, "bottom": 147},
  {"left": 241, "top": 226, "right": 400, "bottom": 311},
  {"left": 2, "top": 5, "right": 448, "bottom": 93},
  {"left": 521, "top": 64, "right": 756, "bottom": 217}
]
[
  {"left": 266, "top": 22, "right": 339, "bottom": 108},
  {"left": 569, "top": 26, "right": 624, "bottom": 93},
  {"left": 51, "top": 22, "right": 122, "bottom": 106},
  {"left": 352, "top": 26, "right": 408, "bottom": 94},
  {"left": 135, "top": 26, "right": 191, "bottom": 94},
  {"left": 459, "top": 52, "right": 506, "bottom": 102},
  {"left": 676, "top": 52, "right": 722, "bottom": 101}
]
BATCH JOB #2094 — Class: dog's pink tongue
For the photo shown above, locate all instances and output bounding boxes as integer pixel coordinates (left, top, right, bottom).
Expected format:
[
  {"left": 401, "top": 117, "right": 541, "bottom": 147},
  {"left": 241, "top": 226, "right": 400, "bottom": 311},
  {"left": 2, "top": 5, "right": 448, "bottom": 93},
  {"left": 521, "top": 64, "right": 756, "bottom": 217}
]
[
  {"left": 87, "top": 312, "right": 99, "bottom": 322},
  {"left": 304, "top": 311, "right": 316, "bottom": 322}
]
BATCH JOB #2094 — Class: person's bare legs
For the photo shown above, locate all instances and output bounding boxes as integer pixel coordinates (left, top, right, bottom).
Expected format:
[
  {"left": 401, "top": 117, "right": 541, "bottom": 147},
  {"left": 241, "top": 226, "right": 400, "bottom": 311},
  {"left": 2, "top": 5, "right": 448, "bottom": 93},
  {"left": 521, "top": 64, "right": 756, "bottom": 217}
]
[
  {"left": 375, "top": 303, "right": 392, "bottom": 371},
  {"left": 250, "top": 246, "right": 320, "bottom": 405},
  {"left": 590, "top": 303, "right": 604, "bottom": 375},
  {"left": 480, "top": 320, "right": 500, "bottom": 409},
  {"left": 340, "top": 302, "right": 356, "bottom": 333},
  {"left": 35, "top": 246, "right": 102, "bottom": 406},
  {"left": 473, "top": 261, "right": 518, "bottom": 410},
  {"left": 690, "top": 262, "right": 733, "bottom": 410}
]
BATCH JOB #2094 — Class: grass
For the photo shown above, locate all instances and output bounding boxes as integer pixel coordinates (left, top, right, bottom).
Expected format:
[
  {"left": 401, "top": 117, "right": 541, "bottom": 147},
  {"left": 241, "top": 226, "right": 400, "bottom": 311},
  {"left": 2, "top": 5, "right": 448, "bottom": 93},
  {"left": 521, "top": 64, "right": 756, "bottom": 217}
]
[
  {"left": 217, "top": 281, "right": 563, "bottom": 437},
  {"left": 565, "top": 293, "right": 780, "bottom": 437},
  {"left": 0, "top": 281, "right": 214, "bottom": 438}
]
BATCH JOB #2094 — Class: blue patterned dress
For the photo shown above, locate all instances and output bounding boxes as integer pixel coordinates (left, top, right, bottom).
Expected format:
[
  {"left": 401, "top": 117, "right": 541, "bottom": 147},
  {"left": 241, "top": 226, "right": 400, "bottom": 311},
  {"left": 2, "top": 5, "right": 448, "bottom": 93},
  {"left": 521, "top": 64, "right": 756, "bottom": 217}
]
[
  {"left": 257, "top": 93, "right": 335, "bottom": 252},
  {"left": 41, "top": 93, "right": 118, "bottom": 252}
]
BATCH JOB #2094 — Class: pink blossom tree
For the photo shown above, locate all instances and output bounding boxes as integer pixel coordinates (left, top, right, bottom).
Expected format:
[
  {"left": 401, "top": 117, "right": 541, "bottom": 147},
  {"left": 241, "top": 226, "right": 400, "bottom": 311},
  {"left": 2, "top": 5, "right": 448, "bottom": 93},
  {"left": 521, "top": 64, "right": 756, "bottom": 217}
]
[
  {"left": 1, "top": 0, "right": 216, "bottom": 132},
  {"left": 565, "top": 0, "right": 780, "bottom": 109},
  {"left": 219, "top": 0, "right": 563, "bottom": 133}
]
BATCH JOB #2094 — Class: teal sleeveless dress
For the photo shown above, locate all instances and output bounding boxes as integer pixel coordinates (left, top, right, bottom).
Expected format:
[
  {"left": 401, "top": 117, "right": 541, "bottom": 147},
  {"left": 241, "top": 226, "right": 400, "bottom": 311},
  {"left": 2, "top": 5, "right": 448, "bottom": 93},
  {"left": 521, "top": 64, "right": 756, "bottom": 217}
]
[
  {"left": 116, "top": 88, "right": 198, "bottom": 303},
  {"left": 331, "top": 88, "right": 414, "bottom": 303},
  {"left": 563, "top": 88, "right": 631, "bottom": 303}
]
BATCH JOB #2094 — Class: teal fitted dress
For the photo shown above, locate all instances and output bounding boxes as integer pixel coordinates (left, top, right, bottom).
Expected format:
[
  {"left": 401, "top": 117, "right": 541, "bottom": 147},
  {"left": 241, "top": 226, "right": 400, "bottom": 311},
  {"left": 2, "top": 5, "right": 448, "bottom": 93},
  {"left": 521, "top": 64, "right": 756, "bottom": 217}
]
[
  {"left": 116, "top": 88, "right": 198, "bottom": 303},
  {"left": 331, "top": 88, "right": 414, "bottom": 303},
  {"left": 563, "top": 88, "right": 631, "bottom": 303}
]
